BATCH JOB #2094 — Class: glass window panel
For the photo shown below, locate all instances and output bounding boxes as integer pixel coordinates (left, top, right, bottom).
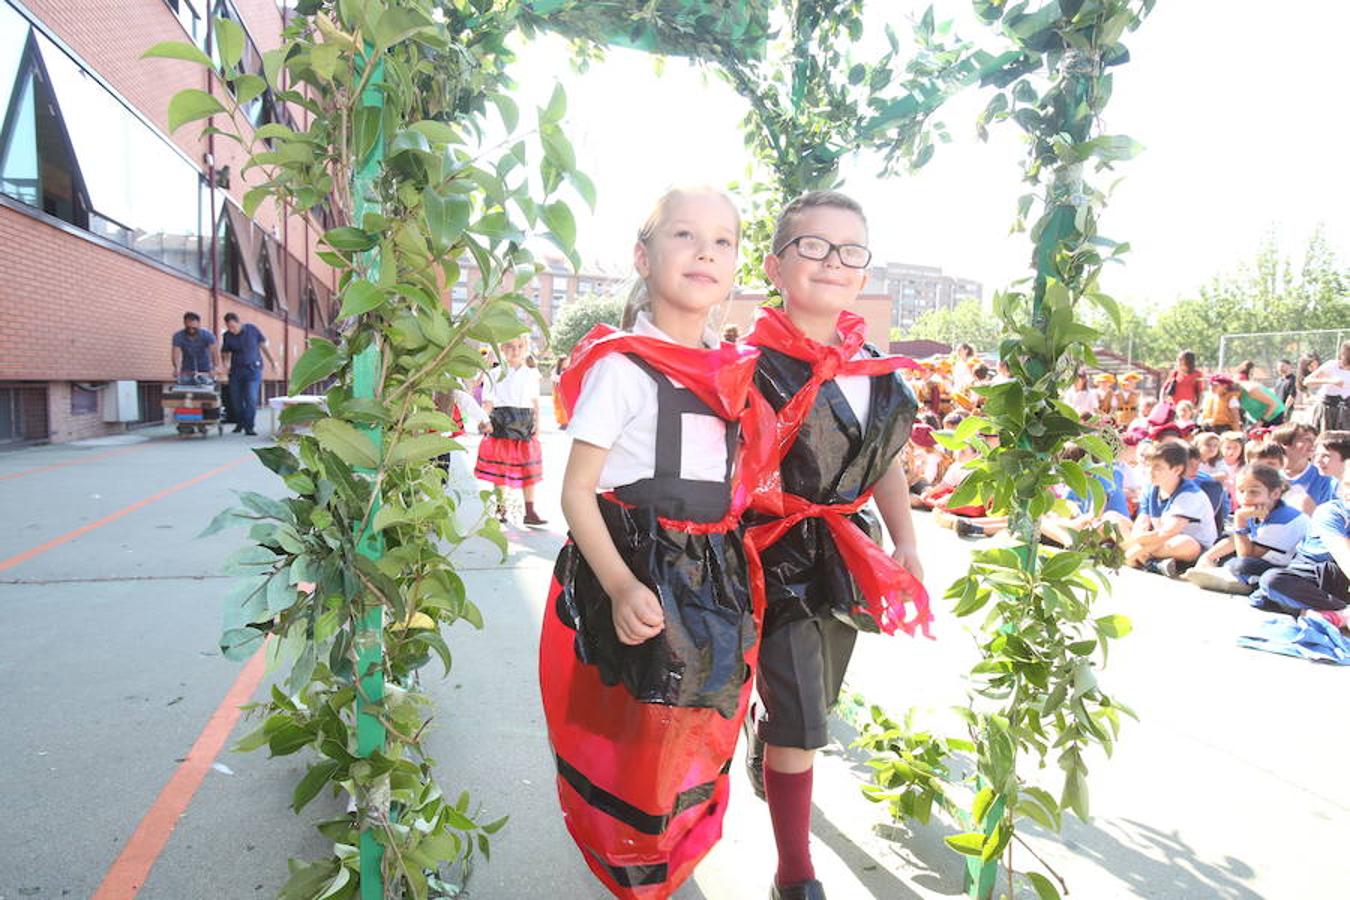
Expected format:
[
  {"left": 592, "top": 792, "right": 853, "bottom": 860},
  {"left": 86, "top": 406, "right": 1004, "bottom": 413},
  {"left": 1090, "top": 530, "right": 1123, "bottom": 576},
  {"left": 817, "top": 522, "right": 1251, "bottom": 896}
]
[
  {"left": 0, "top": 65, "right": 38, "bottom": 206},
  {"left": 0, "top": 2, "right": 30, "bottom": 120},
  {"left": 35, "top": 32, "right": 203, "bottom": 276}
]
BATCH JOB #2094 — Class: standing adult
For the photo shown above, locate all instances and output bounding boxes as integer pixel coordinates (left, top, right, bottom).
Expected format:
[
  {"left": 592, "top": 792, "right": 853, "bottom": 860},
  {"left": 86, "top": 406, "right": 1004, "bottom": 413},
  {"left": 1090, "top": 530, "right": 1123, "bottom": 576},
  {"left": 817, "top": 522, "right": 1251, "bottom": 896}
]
[
  {"left": 1161, "top": 350, "right": 1205, "bottom": 405},
  {"left": 1273, "top": 359, "right": 1298, "bottom": 424},
  {"left": 170, "top": 312, "right": 219, "bottom": 382},
  {"left": 220, "top": 312, "right": 277, "bottom": 435},
  {"left": 1234, "top": 360, "right": 1285, "bottom": 426},
  {"left": 1304, "top": 341, "right": 1350, "bottom": 433}
]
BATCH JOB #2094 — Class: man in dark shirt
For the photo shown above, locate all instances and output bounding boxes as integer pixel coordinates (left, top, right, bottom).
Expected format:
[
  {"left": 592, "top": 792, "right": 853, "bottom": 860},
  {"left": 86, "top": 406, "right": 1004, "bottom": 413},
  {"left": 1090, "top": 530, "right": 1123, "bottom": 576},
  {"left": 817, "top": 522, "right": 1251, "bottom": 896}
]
[
  {"left": 220, "top": 312, "right": 277, "bottom": 435},
  {"left": 1274, "top": 359, "right": 1298, "bottom": 423},
  {"left": 170, "top": 312, "right": 219, "bottom": 381}
]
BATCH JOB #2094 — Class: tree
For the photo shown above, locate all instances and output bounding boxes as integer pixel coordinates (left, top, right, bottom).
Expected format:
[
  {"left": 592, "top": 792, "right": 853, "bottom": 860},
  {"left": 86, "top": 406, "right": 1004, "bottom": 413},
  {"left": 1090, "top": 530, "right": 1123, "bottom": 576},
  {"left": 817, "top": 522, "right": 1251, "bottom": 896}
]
[
  {"left": 549, "top": 291, "right": 625, "bottom": 357},
  {"left": 901, "top": 298, "right": 1006, "bottom": 352}
]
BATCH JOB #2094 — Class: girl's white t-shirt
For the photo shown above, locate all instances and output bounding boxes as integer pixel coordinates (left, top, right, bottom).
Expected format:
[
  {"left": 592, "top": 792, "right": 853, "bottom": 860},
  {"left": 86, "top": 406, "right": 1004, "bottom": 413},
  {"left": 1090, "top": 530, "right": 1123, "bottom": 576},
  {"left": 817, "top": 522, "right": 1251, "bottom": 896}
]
[
  {"left": 483, "top": 363, "right": 541, "bottom": 408},
  {"left": 1310, "top": 361, "right": 1350, "bottom": 399}
]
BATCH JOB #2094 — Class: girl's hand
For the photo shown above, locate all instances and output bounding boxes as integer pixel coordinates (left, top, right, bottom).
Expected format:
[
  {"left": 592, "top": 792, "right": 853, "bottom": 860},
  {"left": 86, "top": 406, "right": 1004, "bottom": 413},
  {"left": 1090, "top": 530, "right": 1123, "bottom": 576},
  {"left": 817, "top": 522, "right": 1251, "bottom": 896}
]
[
  {"left": 611, "top": 579, "right": 665, "bottom": 645},
  {"left": 892, "top": 542, "right": 924, "bottom": 584},
  {"left": 1234, "top": 504, "right": 1260, "bottom": 523}
]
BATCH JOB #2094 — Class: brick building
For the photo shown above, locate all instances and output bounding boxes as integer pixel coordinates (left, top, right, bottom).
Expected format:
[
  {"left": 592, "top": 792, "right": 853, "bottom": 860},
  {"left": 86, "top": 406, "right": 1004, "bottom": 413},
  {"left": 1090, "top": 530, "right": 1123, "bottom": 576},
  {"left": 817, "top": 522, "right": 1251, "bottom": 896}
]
[
  {"left": 868, "top": 261, "right": 982, "bottom": 332},
  {"left": 0, "top": 0, "right": 336, "bottom": 444}
]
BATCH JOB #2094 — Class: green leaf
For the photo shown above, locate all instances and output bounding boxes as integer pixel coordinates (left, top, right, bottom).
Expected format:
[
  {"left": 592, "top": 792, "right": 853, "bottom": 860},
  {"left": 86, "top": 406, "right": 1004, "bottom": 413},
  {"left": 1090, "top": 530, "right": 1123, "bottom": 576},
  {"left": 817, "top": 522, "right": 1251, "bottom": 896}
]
[
  {"left": 374, "top": 8, "right": 433, "bottom": 49},
  {"left": 213, "top": 16, "right": 245, "bottom": 70},
  {"left": 541, "top": 201, "right": 576, "bottom": 248},
  {"left": 943, "top": 832, "right": 986, "bottom": 857},
  {"left": 569, "top": 170, "right": 597, "bottom": 211},
  {"left": 199, "top": 507, "right": 252, "bottom": 538},
  {"left": 1096, "top": 614, "right": 1132, "bottom": 639},
  {"left": 971, "top": 786, "right": 995, "bottom": 826},
  {"left": 1062, "top": 764, "right": 1090, "bottom": 820},
  {"left": 167, "top": 89, "right": 226, "bottom": 132},
  {"left": 221, "top": 626, "right": 264, "bottom": 661},
  {"left": 1026, "top": 871, "right": 1061, "bottom": 900},
  {"left": 142, "top": 40, "right": 214, "bottom": 68},
  {"left": 388, "top": 434, "right": 458, "bottom": 466},
  {"left": 339, "top": 281, "right": 387, "bottom": 318},
  {"left": 312, "top": 419, "right": 380, "bottom": 468},
  {"left": 289, "top": 339, "right": 343, "bottom": 393},
  {"left": 489, "top": 92, "right": 519, "bottom": 132},
  {"left": 423, "top": 188, "right": 471, "bottom": 251},
  {"left": 292, "top": 760, "right": 341, "bottom": 813},
  {"left": 322, "top": 227, "right": 378, "bottom": 251},
  {"left": 981, "top": 819, "right": 1010, "bottom": 862},
  {"left": 540, "top": 82, "right": 567, "bottom": 124},
  {"left": 540, "top": 125, "right": 575, "bottom": 172},
  {"left": 232, "top": 73, "right": 267, "bottom": 107}
]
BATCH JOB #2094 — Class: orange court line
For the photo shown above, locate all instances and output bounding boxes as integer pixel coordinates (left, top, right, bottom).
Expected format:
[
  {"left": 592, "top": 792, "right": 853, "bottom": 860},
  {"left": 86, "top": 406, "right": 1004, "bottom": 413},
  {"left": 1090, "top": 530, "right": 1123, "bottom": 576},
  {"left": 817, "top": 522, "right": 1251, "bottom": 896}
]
[
  {"left": 0, "top": 455, "right": 250, "bottom": 573},
  {"left": 0, "top": 442, "right": 151, "bottom": 482},
  {"left": 92, "top": 645, "right": 269, "bottom": 900}
]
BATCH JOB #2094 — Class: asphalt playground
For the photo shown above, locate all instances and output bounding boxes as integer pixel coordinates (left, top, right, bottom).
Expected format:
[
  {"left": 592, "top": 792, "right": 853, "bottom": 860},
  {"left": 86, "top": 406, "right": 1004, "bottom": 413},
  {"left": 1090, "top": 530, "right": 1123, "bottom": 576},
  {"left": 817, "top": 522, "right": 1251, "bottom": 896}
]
[{"left": 0, "top": 417, "right": 1347, "bottom": 899}]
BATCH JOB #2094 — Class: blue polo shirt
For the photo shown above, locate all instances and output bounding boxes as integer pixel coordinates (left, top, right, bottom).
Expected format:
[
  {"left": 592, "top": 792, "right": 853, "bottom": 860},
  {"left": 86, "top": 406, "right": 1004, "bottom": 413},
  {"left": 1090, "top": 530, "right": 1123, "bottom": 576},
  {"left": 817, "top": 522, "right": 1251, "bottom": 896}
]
[
  {"left": 1291, "top": 499, "right": 1350, "bottom": 565},
  {"left": 1067, "top": 464, "right": 1131, "bottom": 519},
  {"left": 1234, "top": 499, "right": 1309, "bottom": 566},
  {"left": 1142, "top": 478, "right": 1218, "bottom": 548},
  {"left": 222, "top": 323, "right": 266, "bottom": 375},
  {"left": 1287, "top": 464, "right": 1338, "bottom": 508},
  {"left": 172, "top": 327, "right": 215, "bottom": 373}
]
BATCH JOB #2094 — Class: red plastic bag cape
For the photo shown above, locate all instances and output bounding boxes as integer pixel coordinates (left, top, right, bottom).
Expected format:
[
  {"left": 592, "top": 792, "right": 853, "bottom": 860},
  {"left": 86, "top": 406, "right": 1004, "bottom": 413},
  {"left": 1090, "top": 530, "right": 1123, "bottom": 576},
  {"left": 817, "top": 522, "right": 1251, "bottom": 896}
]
[
  {"left": 543, "top": 326, "right": 770, "bottom": 897},
  {"left": 744, "top": 307, "right": 932, "bottom": 637}
]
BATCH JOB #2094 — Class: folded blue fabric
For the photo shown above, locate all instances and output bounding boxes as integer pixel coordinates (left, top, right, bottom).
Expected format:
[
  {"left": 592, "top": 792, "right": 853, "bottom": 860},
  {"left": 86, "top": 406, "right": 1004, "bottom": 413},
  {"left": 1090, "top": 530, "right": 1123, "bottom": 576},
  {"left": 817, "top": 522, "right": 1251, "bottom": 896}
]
[{"left": 1237, "top": 615, "right": 1350, "bottom": 665}]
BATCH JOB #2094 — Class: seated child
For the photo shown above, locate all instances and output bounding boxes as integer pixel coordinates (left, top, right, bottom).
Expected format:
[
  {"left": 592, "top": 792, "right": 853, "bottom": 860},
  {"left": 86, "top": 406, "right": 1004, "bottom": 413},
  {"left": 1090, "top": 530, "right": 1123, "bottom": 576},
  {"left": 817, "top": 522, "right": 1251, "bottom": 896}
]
[
  {"left": 1273, "top": 423, "right": 1338, "bottom": 514},
  {"left": 904, "top": 423, "right": 945, "bottom": 504},
  {"left": 1195, "top": 432, "right": 1225, "bottom": 477},
  {"left": 1185, "top": 463, "right": 1309, "bottom": 594},
  {"left": 1040, "top": 443, "right": 1133, "bottom": 547},
  {"left": 1218, "top": 430, "right": 1245, "bottom": 499},
  {"left": 1252, "top": 465, "right": 1350, "bottom": 625},
  {"left": 1174, "top": 399, "right": 1198, "bottom": 434},
  {"left": 1124, "top": 441, "right": 1218, "bottom": 576},
  {"left": 1314, "top": 431, "right": 1349, "bottom": 482}
]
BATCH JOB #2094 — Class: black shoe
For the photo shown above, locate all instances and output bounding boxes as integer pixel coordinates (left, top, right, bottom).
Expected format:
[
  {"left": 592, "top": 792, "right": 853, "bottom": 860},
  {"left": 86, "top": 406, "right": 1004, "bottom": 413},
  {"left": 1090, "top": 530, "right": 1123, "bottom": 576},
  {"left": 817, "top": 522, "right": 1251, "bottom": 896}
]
[
  {"left": 955, "top": 519, "right": 986, "bottom": 539},
  {"left": 771, "top": 880, "right": 826, "bottom": 900},
  {"left": 231, "top": 425, "right": 243, "bottom": 433},
  {"left": 523, "top": 511, "right": 548, "bottom": 526},
  {"left": 244, "top": 428, "right": 257, "bottom": 436},
  {"left": 743, "top": 708, "right": 766, "bottom": 801}
]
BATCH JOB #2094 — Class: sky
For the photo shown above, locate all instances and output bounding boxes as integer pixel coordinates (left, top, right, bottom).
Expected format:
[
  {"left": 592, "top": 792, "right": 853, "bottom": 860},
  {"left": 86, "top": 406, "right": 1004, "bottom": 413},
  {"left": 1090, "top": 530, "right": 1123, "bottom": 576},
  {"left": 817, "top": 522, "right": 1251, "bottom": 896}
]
[{"left": 500, "top": 1, "right": 1349, "bottom": 315}]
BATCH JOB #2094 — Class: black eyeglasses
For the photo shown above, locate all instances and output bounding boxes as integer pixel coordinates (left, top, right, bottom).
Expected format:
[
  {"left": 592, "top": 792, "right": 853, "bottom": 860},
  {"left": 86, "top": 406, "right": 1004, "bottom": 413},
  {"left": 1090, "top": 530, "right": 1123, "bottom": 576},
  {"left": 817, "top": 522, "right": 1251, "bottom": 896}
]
[{"left": 776, "top": 234, "right": 872, "bottom": 269}]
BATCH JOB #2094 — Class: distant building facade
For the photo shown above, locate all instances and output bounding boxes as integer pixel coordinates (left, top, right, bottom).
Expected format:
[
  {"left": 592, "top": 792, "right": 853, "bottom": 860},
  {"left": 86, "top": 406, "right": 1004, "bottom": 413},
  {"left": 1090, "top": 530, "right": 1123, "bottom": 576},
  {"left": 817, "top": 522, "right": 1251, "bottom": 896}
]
[{"left": 867, "top": 262, "right": 983, "bottom": 332}]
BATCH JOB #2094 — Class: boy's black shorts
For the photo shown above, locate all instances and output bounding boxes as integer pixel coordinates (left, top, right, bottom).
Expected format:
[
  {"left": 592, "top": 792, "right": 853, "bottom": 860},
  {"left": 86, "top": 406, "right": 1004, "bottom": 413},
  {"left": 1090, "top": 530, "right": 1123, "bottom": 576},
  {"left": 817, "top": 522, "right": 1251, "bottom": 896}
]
[{"left": 754, "top": 612, "right": 857, "bottom": 750}]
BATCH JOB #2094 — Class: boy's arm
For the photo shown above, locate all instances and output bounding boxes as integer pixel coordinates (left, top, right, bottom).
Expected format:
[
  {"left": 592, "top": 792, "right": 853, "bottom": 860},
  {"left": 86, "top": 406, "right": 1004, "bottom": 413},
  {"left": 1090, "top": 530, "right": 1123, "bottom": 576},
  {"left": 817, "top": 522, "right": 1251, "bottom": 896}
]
[
  {"left": 1201, "top": 535, "right": 1236, "bottom": 565},
  {"left": 560, "top": 440, "right": 664, "bottom": 645},
  {"left": 873, "top": 458, "right": 923, "bottom": 583}
]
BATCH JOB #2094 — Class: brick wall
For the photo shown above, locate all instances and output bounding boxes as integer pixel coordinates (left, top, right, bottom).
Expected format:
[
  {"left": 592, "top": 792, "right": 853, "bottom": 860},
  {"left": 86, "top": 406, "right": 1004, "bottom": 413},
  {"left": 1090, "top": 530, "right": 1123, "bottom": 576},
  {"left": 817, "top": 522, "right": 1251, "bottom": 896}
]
[{"left": 46, "top": 380, "right": 112, "bottom": 443}]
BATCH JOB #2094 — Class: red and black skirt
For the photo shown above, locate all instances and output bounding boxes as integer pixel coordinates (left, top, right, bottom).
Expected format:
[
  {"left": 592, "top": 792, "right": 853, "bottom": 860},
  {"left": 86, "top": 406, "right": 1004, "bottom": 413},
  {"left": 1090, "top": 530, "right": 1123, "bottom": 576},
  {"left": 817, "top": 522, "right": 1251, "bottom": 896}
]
[
  {"left": 539, "top": 498, "right": 756, "bottom": 898},
  {"left": 475, "top": 406, "right": 542, "bottom": 487}
]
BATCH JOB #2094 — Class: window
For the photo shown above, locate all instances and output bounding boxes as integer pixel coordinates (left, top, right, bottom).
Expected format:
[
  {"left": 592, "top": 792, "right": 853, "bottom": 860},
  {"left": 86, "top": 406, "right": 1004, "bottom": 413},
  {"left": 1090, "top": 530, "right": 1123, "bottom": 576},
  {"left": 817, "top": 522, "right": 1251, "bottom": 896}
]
[
  {"left": 215, "top": 198, "right": 285, "bottom": 312},
  {"left": 211, "top": 0, "right": 269, "bottom": 126},
  {"left": 70, "top": 383, "right": 98, "bottom": 415},
  {"left": 165, "top": 0, "right": 205, "bottom": 50},
  {"left": 0, "top": 383, "right": 49, "bottom": 443},
  {"left": 0, "top": 3, "right": 208, "bottom": 278}
]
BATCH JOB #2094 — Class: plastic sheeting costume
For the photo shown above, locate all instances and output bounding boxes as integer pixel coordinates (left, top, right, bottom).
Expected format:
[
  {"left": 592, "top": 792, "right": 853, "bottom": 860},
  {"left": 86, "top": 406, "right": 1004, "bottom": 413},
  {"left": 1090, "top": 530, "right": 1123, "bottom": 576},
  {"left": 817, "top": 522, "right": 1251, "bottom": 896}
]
[
  {"left": 743, "top": 307, "right": 932, "bottom": 641},
  {"left": 539, "top": 324, "right": 773, "bottom": 898}
]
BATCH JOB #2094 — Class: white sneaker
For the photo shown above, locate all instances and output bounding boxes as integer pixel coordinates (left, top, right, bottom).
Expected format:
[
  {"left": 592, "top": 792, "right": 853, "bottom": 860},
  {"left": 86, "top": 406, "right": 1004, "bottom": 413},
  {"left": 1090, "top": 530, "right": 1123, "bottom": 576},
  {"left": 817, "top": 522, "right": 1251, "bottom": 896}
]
[{"left": 1183, "top": 566, "right": 1254, "bottom": 595}]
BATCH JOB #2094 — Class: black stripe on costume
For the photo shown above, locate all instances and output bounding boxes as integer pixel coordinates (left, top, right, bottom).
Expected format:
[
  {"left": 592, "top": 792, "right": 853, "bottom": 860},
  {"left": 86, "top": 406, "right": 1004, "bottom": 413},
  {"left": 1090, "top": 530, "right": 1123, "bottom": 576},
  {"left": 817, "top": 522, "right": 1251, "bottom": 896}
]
[
  {"left": 583, "top": 848, "right": 668, "bottom": 887},
  {"left": 475, "top": 455, "right": 543, "bottom": 467},
  {"left": 474, "top": 465, "right": 543, "bottom": 478},
  {"left": 554, "top": 754, "right": 729, "bottom": 836}
]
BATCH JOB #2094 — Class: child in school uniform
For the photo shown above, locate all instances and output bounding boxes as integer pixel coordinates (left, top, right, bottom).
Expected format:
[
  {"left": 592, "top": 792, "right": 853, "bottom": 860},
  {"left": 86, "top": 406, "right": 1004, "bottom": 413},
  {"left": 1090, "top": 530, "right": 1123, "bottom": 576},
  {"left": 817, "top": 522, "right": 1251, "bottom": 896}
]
[
  {"left": 1124, "top": 441, "right": 1218, "bottom": 577},
  {"left": 1185, "top": 463, "right": 1309, "bottom": 594},
  {"left": 742, "top": 191, "right": 930, "bottom": 900},
  {"left": 475, "top": 334, "right": 547, "bottom": 524},
  {"left": 538, "top": 188, "right": 770, "bottom": 899}
]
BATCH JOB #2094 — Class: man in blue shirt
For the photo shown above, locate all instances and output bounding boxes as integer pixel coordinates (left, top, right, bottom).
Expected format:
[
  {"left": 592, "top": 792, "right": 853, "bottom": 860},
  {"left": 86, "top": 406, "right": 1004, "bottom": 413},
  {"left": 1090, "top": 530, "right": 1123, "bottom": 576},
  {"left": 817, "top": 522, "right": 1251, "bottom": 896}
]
[
  {"left": 170, "top": 311, "right": 219, "bottom": 381},
  {"left": 1254, "top": 468, "right": 1350, "bottom": 617},
  {"left": 220, "top": 312, "right": 277, "bottom": 435}
]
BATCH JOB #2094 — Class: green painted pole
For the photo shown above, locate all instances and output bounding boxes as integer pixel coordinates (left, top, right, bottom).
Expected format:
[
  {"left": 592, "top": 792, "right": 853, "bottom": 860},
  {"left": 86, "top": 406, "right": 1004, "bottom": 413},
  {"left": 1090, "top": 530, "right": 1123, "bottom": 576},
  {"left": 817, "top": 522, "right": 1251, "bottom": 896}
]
[{"left": 352, "top": 50, "right": 387, "bottom": 900}]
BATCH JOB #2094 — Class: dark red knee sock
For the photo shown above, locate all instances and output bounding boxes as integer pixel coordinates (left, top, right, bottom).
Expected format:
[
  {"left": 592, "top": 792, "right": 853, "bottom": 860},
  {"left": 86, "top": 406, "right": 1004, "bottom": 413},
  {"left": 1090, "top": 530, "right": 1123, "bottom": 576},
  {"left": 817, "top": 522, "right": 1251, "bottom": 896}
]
[{"left": 764, "top": 765, "right": 815, "bottom": 886}]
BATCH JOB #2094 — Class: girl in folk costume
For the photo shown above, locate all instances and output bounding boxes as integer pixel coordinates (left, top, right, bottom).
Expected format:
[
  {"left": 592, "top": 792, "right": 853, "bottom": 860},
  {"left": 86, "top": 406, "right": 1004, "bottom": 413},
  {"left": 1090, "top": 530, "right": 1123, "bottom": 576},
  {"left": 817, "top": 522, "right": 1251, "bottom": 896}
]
[
  {"left": 742, "top": 191, "right": 931, "bottom": 900},
  {"left": 1114, "top": 371, "right": 1143, "bottom": 428},
  {"left": 539, "top": 188, "right": 773, "bottom": 899},
  {"left": 474, "top": 335, "right": 547, "bottom": 524},
  {"left": 1093, "top": 372, "right": 1118, "bottom": 420}
]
